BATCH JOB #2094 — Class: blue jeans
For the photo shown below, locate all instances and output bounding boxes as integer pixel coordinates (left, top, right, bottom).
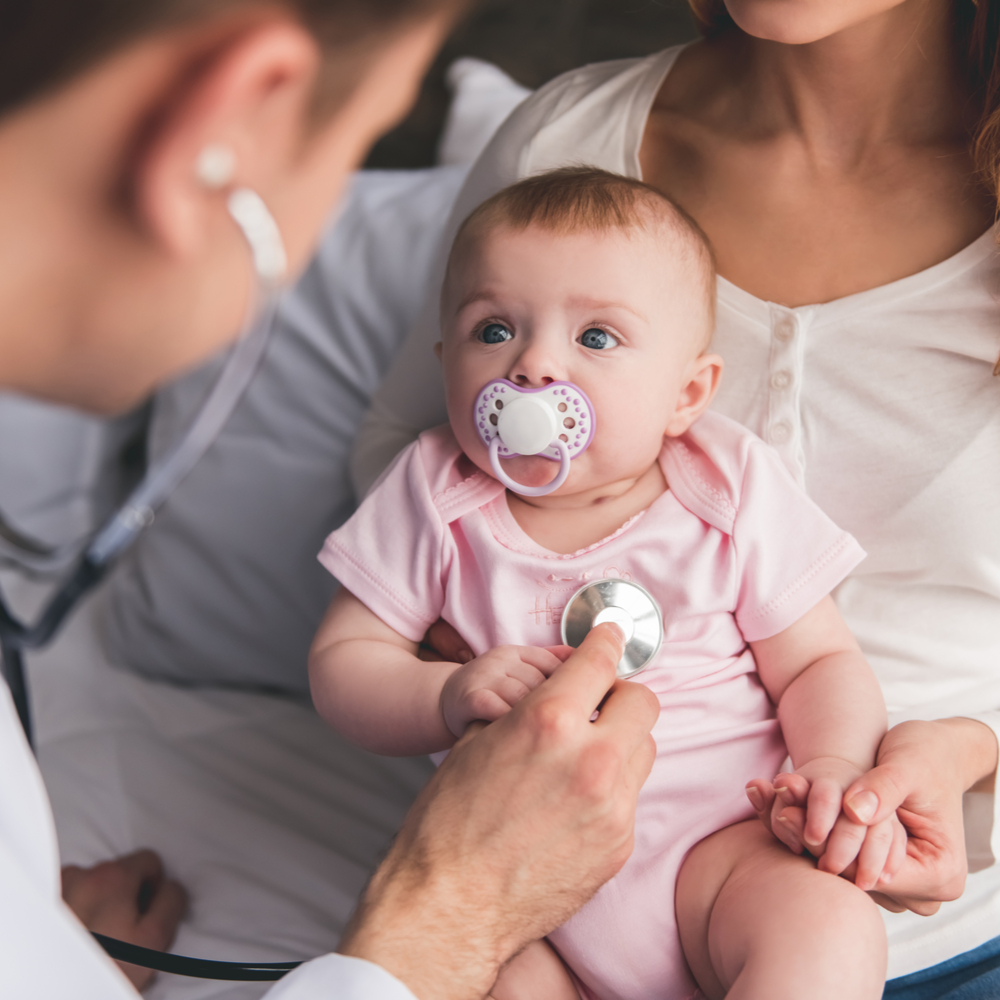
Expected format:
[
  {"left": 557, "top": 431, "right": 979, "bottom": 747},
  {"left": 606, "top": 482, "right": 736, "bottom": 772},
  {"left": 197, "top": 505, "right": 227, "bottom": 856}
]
[{"left": 883, "top": 936, "right": 1000, "bottom": 999}]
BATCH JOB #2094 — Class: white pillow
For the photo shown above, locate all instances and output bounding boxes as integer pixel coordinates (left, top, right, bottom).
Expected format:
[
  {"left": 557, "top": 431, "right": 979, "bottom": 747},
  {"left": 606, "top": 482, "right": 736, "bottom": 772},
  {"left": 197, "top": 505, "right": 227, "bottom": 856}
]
[{"left": 437, "top": 58, "right": 532, "bottom": 166}]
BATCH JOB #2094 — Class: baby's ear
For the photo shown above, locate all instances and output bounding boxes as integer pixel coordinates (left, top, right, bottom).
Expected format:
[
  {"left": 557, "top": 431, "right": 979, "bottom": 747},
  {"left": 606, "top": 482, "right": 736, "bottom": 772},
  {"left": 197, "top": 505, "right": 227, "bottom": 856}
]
[{"left": 665, "top": 353, "right": 723, "bottom": 437}]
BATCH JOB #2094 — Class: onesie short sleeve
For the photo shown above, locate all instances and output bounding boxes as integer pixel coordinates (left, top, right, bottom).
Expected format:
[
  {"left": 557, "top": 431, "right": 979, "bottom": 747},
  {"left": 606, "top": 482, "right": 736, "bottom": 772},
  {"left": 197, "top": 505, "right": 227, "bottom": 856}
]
[
  {"left": 318, "top": 434, "right": 452, "bottom": 642},
  {"left": 729, "top": 434, "right": 866, "bottom": 641},
  {"left": 663, "top": 412, "right": 866, "bottom": 643}
]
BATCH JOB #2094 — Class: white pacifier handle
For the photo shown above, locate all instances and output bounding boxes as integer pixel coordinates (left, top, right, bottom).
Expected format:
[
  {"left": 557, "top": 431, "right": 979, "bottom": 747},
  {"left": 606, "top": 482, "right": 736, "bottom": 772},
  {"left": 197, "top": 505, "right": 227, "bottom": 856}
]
[{"left": 489, "top": 435, "right": 572, "bottom": 497}]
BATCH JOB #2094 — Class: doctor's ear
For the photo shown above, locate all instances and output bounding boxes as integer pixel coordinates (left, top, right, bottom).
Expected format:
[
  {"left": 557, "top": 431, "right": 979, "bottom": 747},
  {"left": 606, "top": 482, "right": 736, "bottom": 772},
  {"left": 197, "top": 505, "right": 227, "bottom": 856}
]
[
  {"left": 664, "top": 353, "right": 723, "bottom": 438},
  {"left": 133, "top": 18, "right": 320, "bottom": 260}
]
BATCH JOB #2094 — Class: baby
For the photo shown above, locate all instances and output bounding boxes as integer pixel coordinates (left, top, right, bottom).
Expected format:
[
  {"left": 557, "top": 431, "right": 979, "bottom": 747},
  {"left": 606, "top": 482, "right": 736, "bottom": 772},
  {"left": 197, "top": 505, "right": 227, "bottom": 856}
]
[{"left": 310, "top": 168, "right": 890, "bottom": 1000}]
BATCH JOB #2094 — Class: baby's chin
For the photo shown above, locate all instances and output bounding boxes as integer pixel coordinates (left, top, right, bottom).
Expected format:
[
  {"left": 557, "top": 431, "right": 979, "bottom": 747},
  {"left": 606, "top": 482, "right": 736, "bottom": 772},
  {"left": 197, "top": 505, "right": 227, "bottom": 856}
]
[{"left": 493, "top": 453, "right": 567, "bottom": 490}]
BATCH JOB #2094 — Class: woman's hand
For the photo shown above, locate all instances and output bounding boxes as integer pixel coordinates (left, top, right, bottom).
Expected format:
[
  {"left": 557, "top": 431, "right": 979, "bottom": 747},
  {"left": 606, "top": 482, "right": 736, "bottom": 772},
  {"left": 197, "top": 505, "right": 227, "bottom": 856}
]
[
  {"left": 749, "top": 718, "right": 999, "bottom": 915},
  {"left": 839, "top": 718, "right": 997, "bottom": 915},
  {"left": 339, "top": 623, "right": 659, "bottom": 1000},
  {"left": 747, "top": 769, "right": 907, "bottom": 892},
  {"left": 61, "top": 850, "right": 187, "bottom": 990}
]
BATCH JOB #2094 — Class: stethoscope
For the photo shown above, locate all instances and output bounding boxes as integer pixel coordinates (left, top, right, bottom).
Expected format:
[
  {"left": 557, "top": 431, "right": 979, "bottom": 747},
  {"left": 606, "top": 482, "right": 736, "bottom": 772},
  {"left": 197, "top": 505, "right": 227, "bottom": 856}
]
[{"left": 0, "top": 185, "right": 305, "bottom": 982}]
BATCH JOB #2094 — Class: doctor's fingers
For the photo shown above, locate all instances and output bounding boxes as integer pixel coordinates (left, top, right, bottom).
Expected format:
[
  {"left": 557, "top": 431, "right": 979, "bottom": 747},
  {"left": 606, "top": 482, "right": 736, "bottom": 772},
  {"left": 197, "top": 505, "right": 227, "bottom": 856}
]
[
  {"left": 540, "top": 623, "right": 629, "bottom": 719},
  {"left": 62, "top": 849, "right": 164, "bottom": 916},
  {"left": 137, "top": 876, "right": 188, "bottom": 946}
]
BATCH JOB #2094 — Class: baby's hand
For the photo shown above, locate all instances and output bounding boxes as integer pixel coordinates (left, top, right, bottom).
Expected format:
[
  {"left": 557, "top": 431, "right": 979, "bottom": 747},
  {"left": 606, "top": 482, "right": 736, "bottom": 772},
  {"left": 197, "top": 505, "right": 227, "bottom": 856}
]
[
  {"left": 440, "top": 645, "right": 572, "bottom": 738},
  {"left": 747, "top": 757, "right": 904, "bottom": 890}
]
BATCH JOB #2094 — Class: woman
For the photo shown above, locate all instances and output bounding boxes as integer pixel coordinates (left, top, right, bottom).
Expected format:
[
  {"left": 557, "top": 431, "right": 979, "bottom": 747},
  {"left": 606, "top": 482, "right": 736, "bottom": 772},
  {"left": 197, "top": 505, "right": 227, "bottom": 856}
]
[
  {"left": 0, "top": 1, "right": 659, "bottom": 997},
  {"left": 354, "top": 0, "right": 1000, "bottom": 994}
]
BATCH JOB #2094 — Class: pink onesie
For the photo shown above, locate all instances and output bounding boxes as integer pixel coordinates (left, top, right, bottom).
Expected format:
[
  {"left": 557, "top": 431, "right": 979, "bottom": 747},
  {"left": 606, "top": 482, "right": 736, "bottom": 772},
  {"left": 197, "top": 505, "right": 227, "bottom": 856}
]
[{"left": 319, "top": 410, "right": 865, "bottom": 1000}]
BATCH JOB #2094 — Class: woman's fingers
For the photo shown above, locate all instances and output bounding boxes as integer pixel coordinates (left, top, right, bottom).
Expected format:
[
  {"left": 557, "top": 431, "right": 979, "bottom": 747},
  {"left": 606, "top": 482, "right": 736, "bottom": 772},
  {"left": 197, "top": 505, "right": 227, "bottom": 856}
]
[
  {"left": 880, "top": 814, "right": 908, "bottom": 885},
  {"left": 851, "top": 817, "right": 895, "bottom": 890}
]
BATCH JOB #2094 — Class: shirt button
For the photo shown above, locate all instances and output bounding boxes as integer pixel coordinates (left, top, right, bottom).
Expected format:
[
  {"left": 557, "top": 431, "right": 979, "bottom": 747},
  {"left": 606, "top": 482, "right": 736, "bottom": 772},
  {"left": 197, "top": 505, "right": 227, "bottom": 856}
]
[
  {"left": 770, "top": 370, "right": 792, "bottom": 390},
  {"left": 770, "top": 421, "right": 792, "bottom": 443},
  {"left": 774, "top": 318, "right": 796, "bottom": 342}
]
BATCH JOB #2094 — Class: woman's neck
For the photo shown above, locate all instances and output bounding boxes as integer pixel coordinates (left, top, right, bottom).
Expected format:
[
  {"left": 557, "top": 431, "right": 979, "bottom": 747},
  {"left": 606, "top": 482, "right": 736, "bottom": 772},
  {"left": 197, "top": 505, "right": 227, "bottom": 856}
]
[{"left": 731, "top": 2, "right": 974, "bottom": 161}]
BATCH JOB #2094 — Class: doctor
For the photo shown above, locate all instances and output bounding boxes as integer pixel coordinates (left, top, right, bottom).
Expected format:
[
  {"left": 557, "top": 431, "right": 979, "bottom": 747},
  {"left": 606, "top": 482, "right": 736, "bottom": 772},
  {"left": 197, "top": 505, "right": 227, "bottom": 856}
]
[{"left": 0, "top": 2, "right": 659, "bottom": 997}]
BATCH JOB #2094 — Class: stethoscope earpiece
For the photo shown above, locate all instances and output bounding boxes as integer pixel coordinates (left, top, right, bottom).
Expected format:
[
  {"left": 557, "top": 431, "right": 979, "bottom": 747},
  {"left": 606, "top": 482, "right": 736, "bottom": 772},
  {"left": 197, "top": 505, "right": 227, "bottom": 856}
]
[{"left": 474, "top": 379, "right": 596, "bottom": 496}]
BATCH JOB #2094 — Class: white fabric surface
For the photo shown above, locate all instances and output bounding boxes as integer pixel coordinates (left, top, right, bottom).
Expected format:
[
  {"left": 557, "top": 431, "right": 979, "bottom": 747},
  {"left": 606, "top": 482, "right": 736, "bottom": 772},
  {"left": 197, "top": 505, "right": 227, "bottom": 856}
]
[
  {"left": 352, "top": 45, "right": 1000, "bottom": 980},
  {"left": 0, "top": 569, "right": 428, "bottom": 1000}
]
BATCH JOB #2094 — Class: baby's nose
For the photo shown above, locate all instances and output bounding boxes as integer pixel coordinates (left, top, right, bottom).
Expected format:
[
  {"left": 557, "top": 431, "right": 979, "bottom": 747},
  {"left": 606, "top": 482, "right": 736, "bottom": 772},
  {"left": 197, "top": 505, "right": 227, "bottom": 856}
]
[{"left": 508, "top": 343, "right": 562, "bottom": 388}]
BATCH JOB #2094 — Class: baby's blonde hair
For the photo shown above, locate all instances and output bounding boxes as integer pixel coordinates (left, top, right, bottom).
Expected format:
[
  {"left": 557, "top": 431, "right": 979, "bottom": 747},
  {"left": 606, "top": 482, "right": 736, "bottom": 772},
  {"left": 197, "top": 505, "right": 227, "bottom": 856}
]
[{"left": 448, "top": 166, "right": 717, "bottom": 337}]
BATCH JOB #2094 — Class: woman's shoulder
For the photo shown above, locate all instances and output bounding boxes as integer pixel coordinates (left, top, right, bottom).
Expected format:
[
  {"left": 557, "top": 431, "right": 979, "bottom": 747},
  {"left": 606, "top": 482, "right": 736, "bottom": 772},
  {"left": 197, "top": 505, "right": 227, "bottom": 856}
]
[{"left": 478, "top": 45, "right": 688, "bottom": 185}]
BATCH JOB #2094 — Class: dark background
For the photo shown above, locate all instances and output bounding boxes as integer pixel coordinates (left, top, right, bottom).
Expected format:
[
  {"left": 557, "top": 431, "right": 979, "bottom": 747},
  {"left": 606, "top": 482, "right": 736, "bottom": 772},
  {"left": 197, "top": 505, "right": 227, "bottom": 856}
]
[{"left": 365, "top": 0, "right": 700, "bottom": 168}]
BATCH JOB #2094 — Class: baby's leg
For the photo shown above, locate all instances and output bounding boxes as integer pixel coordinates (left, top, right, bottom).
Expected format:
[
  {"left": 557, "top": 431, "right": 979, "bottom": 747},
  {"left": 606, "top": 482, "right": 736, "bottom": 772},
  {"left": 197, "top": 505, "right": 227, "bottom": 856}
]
[
  {"left": 489, "top": 939, "right": 580, "bottom": 1000},
  {"left": 676, "top": 820, "right": 886, "bottom": 1000}
]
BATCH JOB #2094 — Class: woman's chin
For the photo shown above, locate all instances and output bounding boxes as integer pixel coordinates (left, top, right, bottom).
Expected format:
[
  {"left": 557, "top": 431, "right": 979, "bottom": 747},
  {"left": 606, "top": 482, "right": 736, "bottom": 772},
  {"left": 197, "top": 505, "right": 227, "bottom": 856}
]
[{"left": 724, "top": 0, "right": 889, "bottom": 46}]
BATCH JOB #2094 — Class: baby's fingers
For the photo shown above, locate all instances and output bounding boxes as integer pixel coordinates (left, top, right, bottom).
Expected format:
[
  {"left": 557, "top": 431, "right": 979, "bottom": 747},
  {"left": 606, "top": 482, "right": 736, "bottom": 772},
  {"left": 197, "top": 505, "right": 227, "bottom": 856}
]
[
  {"left": 772, "top": 805, "right": 807, "bottom": 854},
  {"left": 463, "top": 689, "right": 515, "bottom": 728},
  {"left": 517, "top": 646, "right": 569, "bottom": 677},
  {"left": 803, "top": 777, "right": 845, "bottom": 853},
  {"left": 772, "top": 772, "right": 810, "bottom": 808},
  {"left": 816, "top": 813, "right": 867, "bottom": 876},
  {"left": 746, "top": 779, "right": 776, "bottom": 833}
]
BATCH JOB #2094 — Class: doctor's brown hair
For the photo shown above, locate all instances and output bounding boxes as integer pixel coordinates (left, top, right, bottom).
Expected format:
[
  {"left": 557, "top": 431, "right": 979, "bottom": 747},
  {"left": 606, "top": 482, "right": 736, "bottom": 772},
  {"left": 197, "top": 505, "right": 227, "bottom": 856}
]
[
  {"left": 688, "top": 0, "right": 1000, "bottom": 375},
  {"left": 0, "top": 0, "right": 465, "bottom": 120}
]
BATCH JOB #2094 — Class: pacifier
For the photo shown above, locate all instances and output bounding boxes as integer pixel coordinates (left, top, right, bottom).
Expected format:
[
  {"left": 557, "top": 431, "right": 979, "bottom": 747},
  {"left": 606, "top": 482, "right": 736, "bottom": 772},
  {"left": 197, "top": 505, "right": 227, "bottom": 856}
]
[{"left": 473, "top": 379, "right": 597, "bottom": 496}]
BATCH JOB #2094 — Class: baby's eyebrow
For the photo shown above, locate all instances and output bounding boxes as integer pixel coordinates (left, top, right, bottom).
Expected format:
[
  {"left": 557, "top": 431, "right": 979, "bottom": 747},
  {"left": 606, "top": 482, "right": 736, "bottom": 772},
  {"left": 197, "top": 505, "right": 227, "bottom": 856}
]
[
  {"left": 455, "top": 289, "right": 503, "bottom": 313},
  {"left": 565, "top": 296, "right": 649, "bottom": 324}
]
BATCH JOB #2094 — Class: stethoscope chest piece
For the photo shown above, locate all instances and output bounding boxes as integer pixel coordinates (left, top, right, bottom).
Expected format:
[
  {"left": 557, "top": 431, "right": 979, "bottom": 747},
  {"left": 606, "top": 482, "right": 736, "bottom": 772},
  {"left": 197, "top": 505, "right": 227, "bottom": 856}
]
[{"left": 560, "top": 578, "right": 663, "bottom": 679}]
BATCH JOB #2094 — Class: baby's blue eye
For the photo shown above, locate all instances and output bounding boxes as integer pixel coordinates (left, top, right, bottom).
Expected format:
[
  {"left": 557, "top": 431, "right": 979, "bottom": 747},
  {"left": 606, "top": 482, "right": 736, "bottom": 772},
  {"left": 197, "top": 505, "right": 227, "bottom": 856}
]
[
  {"left": 479, "top": 323, "right": 513, "bottom": 345},
  {"left": 580, "top": 328, "right": 619, "bottom": 350}
]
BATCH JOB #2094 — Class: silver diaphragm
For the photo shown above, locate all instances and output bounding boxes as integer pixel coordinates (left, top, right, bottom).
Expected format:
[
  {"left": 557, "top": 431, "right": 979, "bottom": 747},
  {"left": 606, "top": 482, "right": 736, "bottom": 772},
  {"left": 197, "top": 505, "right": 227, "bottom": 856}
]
[{"left": 560, "top": 578, "right": 663, "bottom": 679}]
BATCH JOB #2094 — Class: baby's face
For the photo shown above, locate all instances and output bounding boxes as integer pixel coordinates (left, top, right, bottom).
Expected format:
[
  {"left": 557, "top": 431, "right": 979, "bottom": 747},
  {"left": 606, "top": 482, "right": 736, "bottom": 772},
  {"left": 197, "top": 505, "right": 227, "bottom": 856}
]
[{"left": 439, "top": 222, "right": 715, "bottom": 497}]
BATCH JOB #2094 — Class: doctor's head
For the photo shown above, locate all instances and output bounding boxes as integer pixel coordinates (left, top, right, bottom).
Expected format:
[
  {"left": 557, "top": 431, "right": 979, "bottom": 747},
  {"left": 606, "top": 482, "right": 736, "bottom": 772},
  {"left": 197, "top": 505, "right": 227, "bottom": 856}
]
[
  {"left": 438, "top": 167, "right": 723, "bottom": 499},
  {"left": 0, "top": 0, "right": 464, "bottom": 412}
]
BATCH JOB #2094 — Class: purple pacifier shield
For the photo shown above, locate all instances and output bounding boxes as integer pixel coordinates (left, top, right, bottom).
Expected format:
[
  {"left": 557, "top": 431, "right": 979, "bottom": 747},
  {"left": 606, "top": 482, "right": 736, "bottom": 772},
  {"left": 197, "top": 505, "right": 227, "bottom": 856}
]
[{"left": 473, "top": 379, "right": 597, "bottom": 460}]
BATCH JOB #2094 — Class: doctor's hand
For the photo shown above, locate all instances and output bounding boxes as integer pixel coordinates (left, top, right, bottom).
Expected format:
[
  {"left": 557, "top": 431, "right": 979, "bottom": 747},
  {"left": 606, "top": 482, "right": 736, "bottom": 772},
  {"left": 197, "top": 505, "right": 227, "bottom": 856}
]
[
  {"left": 61, "top": 849, "right": 187, "bottom": 990},
  {"left": 339, "top": 623, "right": 659, "bottom": 1000}
]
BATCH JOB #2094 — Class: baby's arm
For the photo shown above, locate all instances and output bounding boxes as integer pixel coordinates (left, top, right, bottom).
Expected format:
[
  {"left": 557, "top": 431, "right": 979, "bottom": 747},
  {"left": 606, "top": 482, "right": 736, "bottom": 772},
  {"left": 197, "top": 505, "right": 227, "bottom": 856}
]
[
  {"left": 309, "top": 589, "right": 566, "bottom": 756},
  {"left": 750, "top": 596, "right": 888, "bottom": 876}
]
